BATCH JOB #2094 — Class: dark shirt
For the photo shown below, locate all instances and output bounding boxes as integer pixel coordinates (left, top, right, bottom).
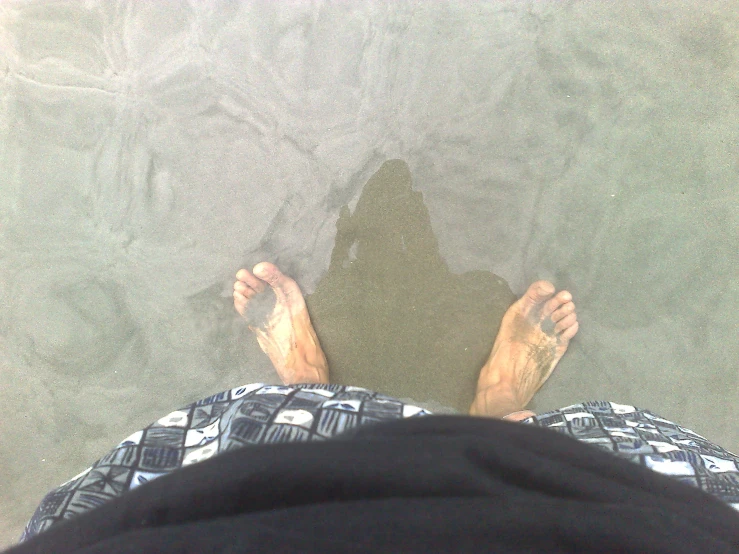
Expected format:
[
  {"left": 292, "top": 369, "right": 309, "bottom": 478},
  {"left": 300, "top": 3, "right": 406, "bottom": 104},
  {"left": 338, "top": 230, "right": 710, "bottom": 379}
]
[{"left": 8, "top": 416, "right": 739, "bottom": 553}]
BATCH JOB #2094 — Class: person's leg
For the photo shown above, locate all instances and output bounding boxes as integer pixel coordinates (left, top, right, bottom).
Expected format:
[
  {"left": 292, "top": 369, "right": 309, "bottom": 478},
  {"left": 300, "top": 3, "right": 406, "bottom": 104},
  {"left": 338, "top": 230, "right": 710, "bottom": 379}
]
[{"left": 470, "top": 280, "right": 579, "bottom": 420}]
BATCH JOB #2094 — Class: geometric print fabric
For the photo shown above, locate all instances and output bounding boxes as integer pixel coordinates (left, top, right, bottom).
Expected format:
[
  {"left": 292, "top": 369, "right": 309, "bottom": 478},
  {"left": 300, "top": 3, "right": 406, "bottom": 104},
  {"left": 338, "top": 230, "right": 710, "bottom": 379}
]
[
  {"left": 523, "top": 401, "right": 739, "bottom": 512},
  {"left": 19, "top": 391, "right": 739, "bottom": 543},
  {"left": 20, "top": 383, "right": 431, "bottom": 542}
]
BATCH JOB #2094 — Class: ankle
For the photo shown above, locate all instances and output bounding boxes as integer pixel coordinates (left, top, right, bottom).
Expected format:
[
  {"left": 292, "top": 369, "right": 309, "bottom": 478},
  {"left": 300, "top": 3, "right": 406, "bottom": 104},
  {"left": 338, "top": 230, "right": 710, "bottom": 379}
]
[
  {"left": 503, "top": 410, "right": 536, "bottom": 422},
  {"left": 469, "top": 385, "right": 524, "bottom": 418},
  {"left": 283, "top": 362, "right": 329, "bottom": 385}
]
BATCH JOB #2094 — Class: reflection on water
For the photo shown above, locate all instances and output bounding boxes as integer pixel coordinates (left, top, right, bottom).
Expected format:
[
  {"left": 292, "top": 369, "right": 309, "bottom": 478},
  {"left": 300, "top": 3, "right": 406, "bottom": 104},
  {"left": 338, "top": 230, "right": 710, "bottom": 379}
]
[{"left": 307, "top": 160, "right": 515, "bottom": 411}]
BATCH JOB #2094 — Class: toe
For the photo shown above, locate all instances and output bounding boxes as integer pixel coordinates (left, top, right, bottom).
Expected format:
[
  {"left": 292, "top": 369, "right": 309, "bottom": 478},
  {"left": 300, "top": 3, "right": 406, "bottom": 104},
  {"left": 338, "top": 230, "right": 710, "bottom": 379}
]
[
  {"left": 234, "top": 281, "right": 257, "bottom": 299},
  {"left": 554, "top": 312, "right": 577, "bottom": 334},
  {"left": 535, "top": 280, "right": 556, "bottom": 297},
  {"left": 561, "top": 320, "right": 579, "bottom": 340},
  {"left": 253, "top": 262, "right": 305, "bottom": 307},
  {"left": 524, "top": 281, "right": 556, "bottom": 305},
  {"left": 551, "top": 301, "right": 575, "bottom": 323},
  {"left": 542, "top": 290, "right": 573, "bottom": 319},
  {"left": 253, "top": 262, "right": 278, "bottom": 283},
  {"left": 236, "top": 269, "right": 266, "bottom": 293},
  {"left": 233, "top": 290, "right": 248, "bottom": 315}
]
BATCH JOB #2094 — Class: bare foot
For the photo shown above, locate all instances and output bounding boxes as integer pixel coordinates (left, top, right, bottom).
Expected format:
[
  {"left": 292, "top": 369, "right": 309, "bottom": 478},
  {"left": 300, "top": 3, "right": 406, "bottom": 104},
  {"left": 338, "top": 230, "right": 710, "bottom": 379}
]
[
  {"left": 233, "top": 262, "right": 329, "bottom": 385},
  {"left": 470, "top": 280, "right": 579, "bottom": 418}
]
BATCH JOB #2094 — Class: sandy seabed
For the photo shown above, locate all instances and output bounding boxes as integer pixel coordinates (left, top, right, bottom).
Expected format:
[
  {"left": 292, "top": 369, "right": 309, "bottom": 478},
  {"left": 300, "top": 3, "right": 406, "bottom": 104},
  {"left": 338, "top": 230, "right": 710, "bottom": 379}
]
[{"left": 1, "top": 1, "right": 738, "bottom": 548}]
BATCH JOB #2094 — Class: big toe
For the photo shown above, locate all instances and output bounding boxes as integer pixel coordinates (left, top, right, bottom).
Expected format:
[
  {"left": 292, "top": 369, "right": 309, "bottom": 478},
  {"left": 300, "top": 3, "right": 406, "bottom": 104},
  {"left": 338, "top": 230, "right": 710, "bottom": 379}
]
[
  {"left": 524, "top": 281, "right": 556, "bottom": 306},
  {"left": 252, "top": 262, "right": 304, "bottom": 306},
  {"left": 253, "top": 262, "right": 278, "bottom": 282}
]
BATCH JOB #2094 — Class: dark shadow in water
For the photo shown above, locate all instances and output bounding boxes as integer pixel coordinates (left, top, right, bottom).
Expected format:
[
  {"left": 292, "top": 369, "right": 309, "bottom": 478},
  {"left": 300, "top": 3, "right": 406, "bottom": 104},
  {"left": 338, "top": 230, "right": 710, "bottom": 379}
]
[{"left": 305, "top": 160, "right": 516, "bottom": 412}]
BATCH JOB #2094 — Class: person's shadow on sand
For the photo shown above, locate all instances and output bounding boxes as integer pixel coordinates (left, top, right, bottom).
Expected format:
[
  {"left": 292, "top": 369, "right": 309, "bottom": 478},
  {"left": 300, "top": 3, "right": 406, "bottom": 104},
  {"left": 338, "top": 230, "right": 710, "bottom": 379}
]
[{"left": 305, "top": 160, "right": 516, "bottom": 412}]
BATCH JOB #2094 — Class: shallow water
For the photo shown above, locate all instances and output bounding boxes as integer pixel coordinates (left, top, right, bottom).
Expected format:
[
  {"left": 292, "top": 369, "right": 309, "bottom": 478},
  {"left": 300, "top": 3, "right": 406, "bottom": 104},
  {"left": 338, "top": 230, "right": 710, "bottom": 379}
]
[
  {"left": 1, "top": 1, "right": 738, "bottom": 547},
  {"left": 306, "top": 159, "right": 515, "bottom": 411}
]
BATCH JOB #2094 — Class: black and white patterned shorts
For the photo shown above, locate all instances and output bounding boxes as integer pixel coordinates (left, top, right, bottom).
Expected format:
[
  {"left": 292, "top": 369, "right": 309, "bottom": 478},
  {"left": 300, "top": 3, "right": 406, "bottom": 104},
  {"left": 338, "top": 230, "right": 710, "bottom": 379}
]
[{"left": 20, "top": 386, "right": 739, "bottom": 543}]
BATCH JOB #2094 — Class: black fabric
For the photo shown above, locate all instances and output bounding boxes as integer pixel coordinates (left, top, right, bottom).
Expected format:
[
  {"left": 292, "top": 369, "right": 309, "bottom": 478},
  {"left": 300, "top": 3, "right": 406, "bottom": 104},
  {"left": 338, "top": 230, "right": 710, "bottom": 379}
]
[{"left": 7, "top": 416, "right": 739, "bottom": 554}]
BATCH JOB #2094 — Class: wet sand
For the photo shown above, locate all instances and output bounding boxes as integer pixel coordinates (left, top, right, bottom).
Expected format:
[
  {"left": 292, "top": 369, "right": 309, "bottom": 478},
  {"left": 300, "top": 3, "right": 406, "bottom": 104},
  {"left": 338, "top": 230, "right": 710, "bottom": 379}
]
[{"left": 1, "top": 1, "right": 738, "bottom": 548}]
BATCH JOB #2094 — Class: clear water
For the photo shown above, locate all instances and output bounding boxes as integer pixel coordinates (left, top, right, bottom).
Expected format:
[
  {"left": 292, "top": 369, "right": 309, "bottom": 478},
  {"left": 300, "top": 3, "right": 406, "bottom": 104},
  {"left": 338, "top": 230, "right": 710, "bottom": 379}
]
[{"left": 1, "top": 1, "right": 737, "bottom": 547}]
